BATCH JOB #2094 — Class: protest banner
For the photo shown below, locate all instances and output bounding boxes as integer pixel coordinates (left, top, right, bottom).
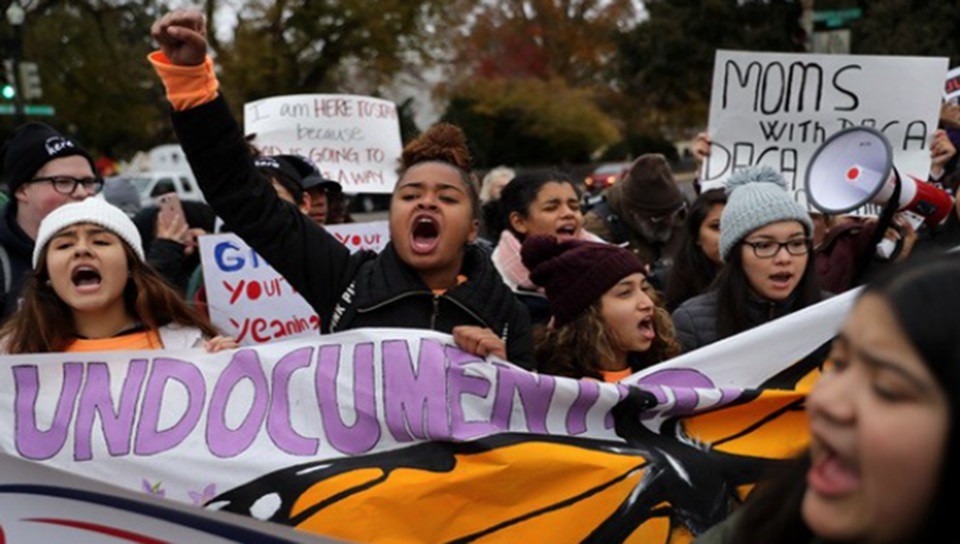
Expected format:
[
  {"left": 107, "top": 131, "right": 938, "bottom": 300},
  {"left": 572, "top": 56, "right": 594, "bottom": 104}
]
[
  {"left": 244, "top": 94, "right": 403, "bottom": 194},
  {"left": 199, "top": 233, "right": 320, "bottom": 345},
  {"left": 0, "top": 453, "right": 333, "bottom": 543},
  {"left": 324, "top": 220, "right": 390, "bottom": 253},
  {"left": 703, "top": 50, "right": 948, "bottom": 212},
  {"left": 946, "top": 66, "right": 960, "bottom": 102},
  {"left": 0, "top": 288, "right": 857, "bottom": 543}
]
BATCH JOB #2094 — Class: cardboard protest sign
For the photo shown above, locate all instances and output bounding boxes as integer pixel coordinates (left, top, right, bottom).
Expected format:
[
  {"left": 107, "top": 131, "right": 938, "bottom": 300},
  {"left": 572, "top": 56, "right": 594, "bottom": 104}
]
[
  {"left": 244, "top": 94, "right": 403, "bottom": 194},
  {"left": 199, "top": 233, "right": 320, "bottom": 345},
  {"left": 324, "top": 220, "right": 390, "bottom": 253},
  {"left": 704, "top": 50, "right": 948, "bottom": 211},
  {"left": 0, "top": 288, "right": 857, "bottom": 542}
]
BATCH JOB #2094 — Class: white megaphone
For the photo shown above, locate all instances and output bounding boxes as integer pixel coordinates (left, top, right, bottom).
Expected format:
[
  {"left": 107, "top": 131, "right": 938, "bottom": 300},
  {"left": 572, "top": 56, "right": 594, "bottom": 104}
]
[{"left": 805, "top": 126, "right": 954, "bottom": 226}]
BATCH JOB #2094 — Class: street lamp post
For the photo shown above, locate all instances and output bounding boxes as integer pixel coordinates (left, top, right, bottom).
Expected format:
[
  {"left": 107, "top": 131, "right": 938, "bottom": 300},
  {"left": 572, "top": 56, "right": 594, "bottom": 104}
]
[{"left": 5, "top": 1, "right": 24, "bottom": 125}]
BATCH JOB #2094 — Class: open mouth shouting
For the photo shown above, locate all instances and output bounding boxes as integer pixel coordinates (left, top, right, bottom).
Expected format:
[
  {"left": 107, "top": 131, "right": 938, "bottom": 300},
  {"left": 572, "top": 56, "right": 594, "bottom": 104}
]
[
  {"left": 71, "top": 265, "right": 103, "bottom": 293},
  {"left": 807, "top": 435, "right": 860, "bottom": 497},
  {"left": 411, "top": 214, "right": 441, "bottom": 255},
  {"left": 637, "top": 314, "right": 656, "bottom": 341},
  {"left": 555, "top": 222, "right": 579, "bottom": 238},
  {"left": 769, "top": 271, "right": 796, "bottom": 290}
]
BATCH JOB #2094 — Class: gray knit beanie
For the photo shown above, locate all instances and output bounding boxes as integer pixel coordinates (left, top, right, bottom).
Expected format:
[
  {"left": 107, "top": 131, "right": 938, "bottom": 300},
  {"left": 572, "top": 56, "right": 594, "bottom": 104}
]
[{"left": 719, "top": 166, "right": 813, "bottom": 262}]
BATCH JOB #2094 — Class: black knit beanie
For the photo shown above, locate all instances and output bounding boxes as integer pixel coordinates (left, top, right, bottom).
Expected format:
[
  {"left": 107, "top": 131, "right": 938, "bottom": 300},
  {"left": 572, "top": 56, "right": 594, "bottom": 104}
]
[
  {"left": 521, "top": 235, "right": 647, "bottom": 326},
  {"left": 1, "top": 122, "right": 96, "bottom": 194}
]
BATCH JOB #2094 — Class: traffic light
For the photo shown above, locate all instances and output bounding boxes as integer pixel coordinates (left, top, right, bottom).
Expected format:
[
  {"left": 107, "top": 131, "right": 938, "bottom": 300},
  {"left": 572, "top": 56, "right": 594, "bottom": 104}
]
[{"left": 1, "top": 59, "right": 15, "bottom": 100}]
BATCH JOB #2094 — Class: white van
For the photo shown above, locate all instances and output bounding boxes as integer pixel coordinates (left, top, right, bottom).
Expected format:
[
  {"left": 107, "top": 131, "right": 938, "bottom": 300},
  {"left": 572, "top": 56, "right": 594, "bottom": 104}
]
[{"left": 127, "top": 171, "right": 205, "bottom": 208}]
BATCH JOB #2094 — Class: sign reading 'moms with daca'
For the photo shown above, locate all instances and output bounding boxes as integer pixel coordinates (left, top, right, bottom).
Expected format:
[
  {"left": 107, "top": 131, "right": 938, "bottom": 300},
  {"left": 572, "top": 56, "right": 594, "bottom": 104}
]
[
  {"left": 703, "top": 50, "right": 947, "bottom": 211},
  {"left": 0, "top": 289, "right": 857, "bottom": 543},
  {"left": 244, "top": 94, "right": 403, "bottom": 194}
]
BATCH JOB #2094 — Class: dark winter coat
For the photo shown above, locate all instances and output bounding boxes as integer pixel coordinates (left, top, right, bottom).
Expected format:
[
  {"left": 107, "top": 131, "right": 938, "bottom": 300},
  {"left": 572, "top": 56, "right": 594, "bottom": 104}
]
[
  {"left": 170, "top": 95, "right": 534, "bottom": 368},
  {"left": 0, "top": 202, "right": 35, "bottom": 320}
]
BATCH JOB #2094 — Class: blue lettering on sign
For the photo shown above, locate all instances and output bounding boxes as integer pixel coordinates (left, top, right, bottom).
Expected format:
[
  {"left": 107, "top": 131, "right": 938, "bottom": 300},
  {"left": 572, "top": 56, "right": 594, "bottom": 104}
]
[{"left": 215, "top": 242, "right": 262, "bottom": 272}]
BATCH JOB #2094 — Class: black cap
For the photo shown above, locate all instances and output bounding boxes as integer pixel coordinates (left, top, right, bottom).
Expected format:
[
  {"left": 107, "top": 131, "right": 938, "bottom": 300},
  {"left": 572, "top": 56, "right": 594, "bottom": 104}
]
[{"left": 1, "top": 122, "right": 96, "bottom": 193}]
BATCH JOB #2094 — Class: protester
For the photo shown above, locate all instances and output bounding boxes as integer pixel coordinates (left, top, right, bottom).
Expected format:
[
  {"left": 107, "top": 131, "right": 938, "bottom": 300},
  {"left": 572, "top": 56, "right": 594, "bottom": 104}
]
[
  {"left": 133, "top": 197, "right": 216, "bottom": 294},
  {"left": 672, "top": 166, "right": 822, "bottom": 352},
  {"left": 696, "top": 252, "right": 960, "bottom": 544},
  {"left": 582, "top": 153, "right": 687, "bottom": 289},
  {"left": 521, "top": 235, "right": 678, "bottom": 381},
  {"left": 492, "top": 170, "right": 603, "bottom": 325},
  {"left": 663, "top": 188, "right": 726, "bottom": 311},
  {"left": 0, "top": 198, "right": 235, "bottom": 353},
  {"left": 478, "top": 165, "right": 515, "bottom": 243},
  {"left": 302, "top": 170, "right": 344, "bottom": 226},
  {"left": 148, "top": 10, "right": 534, "bottom": 368},
  {"left": 493, "top": 170, "right": 602, "bottom": 290},
  {"left": 0, "top": 122, "right": 101, "bottom": 319}
]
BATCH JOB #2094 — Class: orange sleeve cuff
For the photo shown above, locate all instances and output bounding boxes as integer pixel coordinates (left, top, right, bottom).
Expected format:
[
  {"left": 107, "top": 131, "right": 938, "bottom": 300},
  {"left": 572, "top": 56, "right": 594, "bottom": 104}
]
[{"left": 148, "top": 51, "right": 219, "bottom": 111}]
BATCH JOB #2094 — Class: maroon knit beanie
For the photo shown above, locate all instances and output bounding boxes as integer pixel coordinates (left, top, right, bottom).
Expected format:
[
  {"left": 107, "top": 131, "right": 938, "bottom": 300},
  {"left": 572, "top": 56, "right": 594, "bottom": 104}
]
[{"left": 521, "top": 235, "right": 647, "bottom": 326}]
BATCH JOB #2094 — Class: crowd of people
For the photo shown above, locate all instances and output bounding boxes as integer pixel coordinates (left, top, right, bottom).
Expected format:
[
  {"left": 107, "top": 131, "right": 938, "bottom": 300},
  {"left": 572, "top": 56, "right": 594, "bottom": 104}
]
[{"left": 0, "top": 8, "right": 956, "bottom": 543}]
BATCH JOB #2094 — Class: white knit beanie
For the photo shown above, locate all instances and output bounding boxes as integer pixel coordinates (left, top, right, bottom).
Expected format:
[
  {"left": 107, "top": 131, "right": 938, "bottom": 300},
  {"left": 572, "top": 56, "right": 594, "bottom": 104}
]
[
  {"left": 33, "top": 197, "right": 145, "bottom": 268},
  {"left": 719, "top": 166, "right": 813, "bottom": 262}
]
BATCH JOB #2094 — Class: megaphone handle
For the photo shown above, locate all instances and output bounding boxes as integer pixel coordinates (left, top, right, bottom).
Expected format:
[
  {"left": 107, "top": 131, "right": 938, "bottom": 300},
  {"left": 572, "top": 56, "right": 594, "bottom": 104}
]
[{"left": 853, "top": 170, "right": 903, "bottom": 283}]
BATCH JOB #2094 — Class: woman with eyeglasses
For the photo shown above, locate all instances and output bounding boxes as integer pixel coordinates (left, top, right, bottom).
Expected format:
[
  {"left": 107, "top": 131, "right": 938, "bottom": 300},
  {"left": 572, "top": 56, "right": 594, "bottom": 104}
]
[{"left": 671, "top": 166, "right": 823, "bottom": 353}]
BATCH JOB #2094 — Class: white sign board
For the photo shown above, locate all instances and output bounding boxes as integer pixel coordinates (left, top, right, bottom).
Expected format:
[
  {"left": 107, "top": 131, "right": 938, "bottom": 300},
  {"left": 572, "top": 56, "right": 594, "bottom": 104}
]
[
  {"left": 704, "top": 50, "right": 948, "bottom": 211},
  {"left": 199, "top": 233, "right": 320, "bottom": 345},
  {"left": 244, "top": 94, "right": 403, "bottom": 194},
  {"left": 324, "top": 220, "right": 390, "bottom": 253}
]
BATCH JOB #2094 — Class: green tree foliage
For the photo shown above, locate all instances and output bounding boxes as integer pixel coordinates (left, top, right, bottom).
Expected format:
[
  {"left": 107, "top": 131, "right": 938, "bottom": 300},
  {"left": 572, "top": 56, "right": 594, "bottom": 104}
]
[
  {"left": 441, "top": 0, "right": 634, "bottom": 165},
  {"left": 215, "top": 0, "right": 462, "bottom": 108},
  {"left": 614, "top": 0, "right": 803, "bottom": 143},
  {"left": 851, "top": 0, "right": 960, "bottom": 63},
  {"left": 9, "top": 0, "right": 167, "bottom": 157},
  {"left": 441, "top": 77, "right": 619, "bottom": 167}
]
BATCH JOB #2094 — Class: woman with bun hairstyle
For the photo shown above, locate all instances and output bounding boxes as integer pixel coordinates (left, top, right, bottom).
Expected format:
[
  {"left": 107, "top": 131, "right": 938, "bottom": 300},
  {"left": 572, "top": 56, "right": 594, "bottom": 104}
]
[
  {"left": 1, "top": 198, "right": 234, "bottom": 353},
  {"left": 672, "top": 166, "right": 822, "bottom": 352},
  {"left": 148, "top": 11, "right": 534, "bottom": 367},
  {"left": 696, "top": 252, "right": 960, "bottom": 544},
  {"left": 521, "top": 235, "right": 679, "bottom": 381}
]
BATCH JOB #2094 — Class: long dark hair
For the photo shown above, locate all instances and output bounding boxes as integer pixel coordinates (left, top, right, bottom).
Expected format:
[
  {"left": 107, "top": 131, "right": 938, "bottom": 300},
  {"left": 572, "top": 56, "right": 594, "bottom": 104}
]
[
  {"left": 2, "top": 242, "right": 219, "bottom": 353},
  {"left": 664, "top": 189, "right": 727, "bottom": 310},
  {"left": 714, "top": 235, "right": 821, "bottom": 339},
  {"left": 723, "top": 252, "right": 960, "bottom": 543},
  {"left": 499, "top": 170, "right": 580, "bottom": 242}
]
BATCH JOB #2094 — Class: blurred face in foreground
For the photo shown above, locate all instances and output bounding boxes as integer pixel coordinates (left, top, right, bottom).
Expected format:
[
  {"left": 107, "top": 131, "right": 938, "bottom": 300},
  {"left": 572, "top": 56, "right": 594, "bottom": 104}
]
[{"left": 802, "top": 294, "right": 948, "bottom": 543}]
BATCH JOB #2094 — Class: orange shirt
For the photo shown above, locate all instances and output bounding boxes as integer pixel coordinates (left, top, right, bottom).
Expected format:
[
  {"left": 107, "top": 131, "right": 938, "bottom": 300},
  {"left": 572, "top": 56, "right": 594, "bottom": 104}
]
[
  {"left": 600, "top": 368, "right": 633, "bottom": 383},
  {"left": 65, "top": 330, "right": 163, "bottom": 353}
]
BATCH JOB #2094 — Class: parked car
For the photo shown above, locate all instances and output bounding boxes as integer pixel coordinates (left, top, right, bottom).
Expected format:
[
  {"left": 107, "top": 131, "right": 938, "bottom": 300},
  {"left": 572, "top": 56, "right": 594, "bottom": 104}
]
[
  {"left": 584, "top": 162, "right": 630, "bottom": 195},
  {"left": 127, "top": 171, "right": 205, "bottom": 208}
]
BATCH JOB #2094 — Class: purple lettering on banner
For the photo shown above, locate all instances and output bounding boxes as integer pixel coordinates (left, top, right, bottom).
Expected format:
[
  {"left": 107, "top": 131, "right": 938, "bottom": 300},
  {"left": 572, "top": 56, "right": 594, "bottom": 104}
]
[
  {"left": 207, "top": 350, "right": 270, "bottom": 458},
  {"left": 315, "top": 343, "right": 380, "bottom": 455},
  {"left": 490, "top": 362, "right": 555, "bottom": 433},
  {"left": 636, "top": 369, "right": 741, "bottom": 419},
  {"left": 382, "top": 339, "right": 448, "bottom": 442},
  {"left": 74, "top": 360, "right": 148, "bottom": 461},
  {"left": 13, "top": 363, "right": 83, "bottom": 460},
  {"left": 446, "top": 346, "right": 497, "bottom": 440},
  {"left": 134, "top": 358, "right": 205, "bottom": 456},
  {"left": 267, "top": 347, "right": 319, "bottom": 455},
  {"left": 566, "top": 380, "right": 601, "bottom": 435}
]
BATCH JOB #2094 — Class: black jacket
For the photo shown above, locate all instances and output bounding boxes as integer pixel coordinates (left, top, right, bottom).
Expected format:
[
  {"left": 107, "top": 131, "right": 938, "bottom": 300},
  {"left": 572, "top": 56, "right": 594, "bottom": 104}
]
[
  {"left": 0, "top": 202, "right": 35, "bottom": 320},
  {"left": 170, "top": 95, "right": 534, "bottom": 368}
]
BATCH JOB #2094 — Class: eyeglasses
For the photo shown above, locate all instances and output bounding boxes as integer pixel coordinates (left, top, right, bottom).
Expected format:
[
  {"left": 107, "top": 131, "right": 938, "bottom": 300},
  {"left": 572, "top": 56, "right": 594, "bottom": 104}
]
[
  {"left": 742, "top": 238, "right": 811, "bottom": 258},
  {"left": 30, "top": 176, "right": 104, "bottom": 195}
]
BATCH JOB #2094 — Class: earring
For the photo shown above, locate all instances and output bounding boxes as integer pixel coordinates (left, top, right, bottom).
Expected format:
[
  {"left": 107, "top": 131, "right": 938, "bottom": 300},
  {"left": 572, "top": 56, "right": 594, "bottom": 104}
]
[{"left": 44, "top": 279, "right": 51, "bottom": 286}]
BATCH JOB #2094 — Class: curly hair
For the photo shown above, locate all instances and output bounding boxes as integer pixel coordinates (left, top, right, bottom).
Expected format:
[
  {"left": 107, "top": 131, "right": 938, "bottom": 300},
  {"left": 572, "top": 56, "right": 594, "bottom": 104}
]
[
  {"left": 398, "top": 123, "right": 479, "bottom": 219},
  {"left": 1, "top": 241, "right": 219, "bottom": 354},
  {"left": 536, "top": 286, "right": 680, "bottom": 380}
]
